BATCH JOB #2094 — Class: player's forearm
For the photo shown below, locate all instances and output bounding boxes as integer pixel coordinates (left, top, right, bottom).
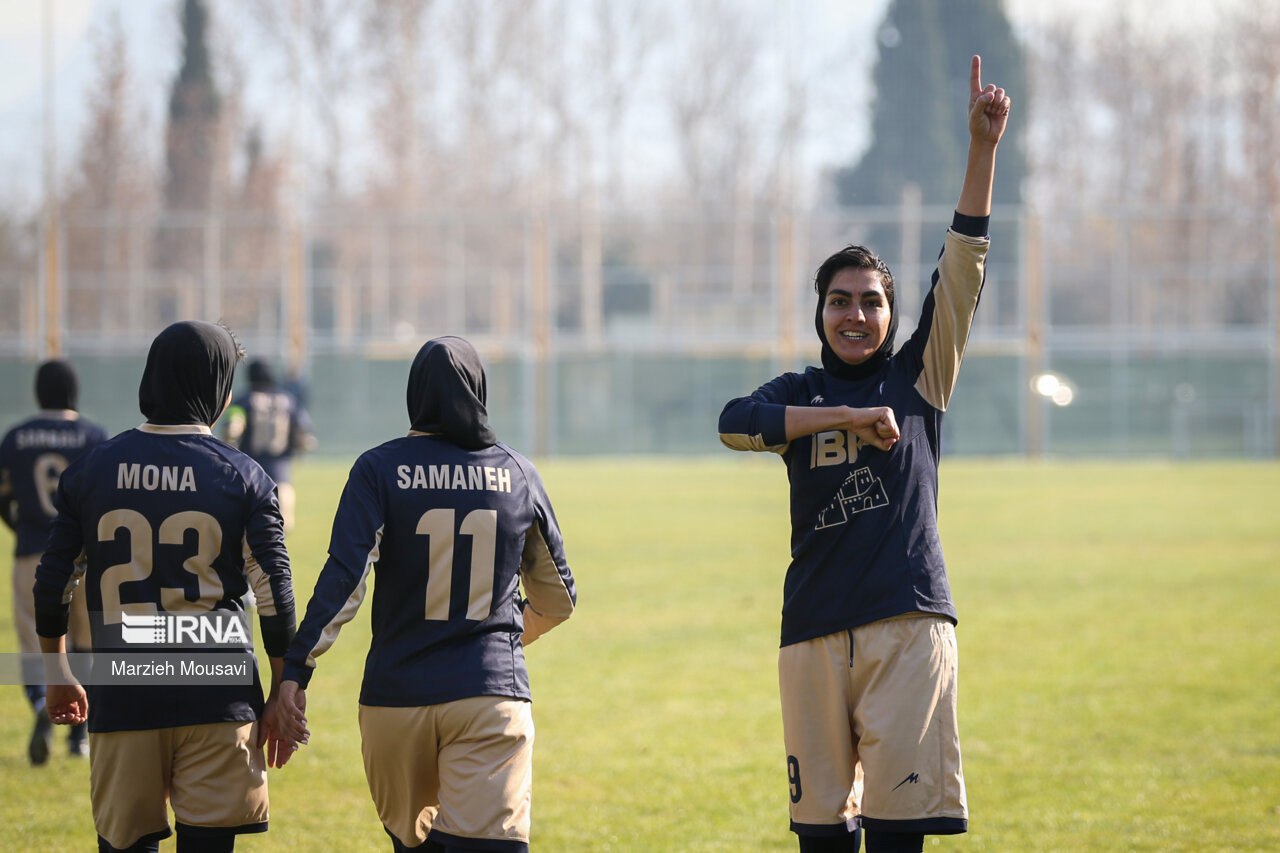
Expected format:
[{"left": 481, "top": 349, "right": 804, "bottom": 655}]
[
  {"left": 956, "top": 140, "right": 998, "bottom": 219},
  {"left": 520, "top": 604, "right": 565, "bottom": 646},
  {"left": 266, "top": 656, "right": 284, "bottom": 696},
  {"left": 38, "top": 634, "right": 76, "bottom": 684},
  {"left": 785, "top": 406, "right": 864, "bottom": 441}
]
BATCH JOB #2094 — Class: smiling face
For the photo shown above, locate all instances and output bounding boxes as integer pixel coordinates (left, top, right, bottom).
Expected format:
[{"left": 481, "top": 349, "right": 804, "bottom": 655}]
[{"left": 821, "top": 268, "right": 891, "bottom": 366}]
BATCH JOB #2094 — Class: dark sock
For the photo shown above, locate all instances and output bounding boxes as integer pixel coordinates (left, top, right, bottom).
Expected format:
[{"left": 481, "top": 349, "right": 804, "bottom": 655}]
[
  {"left": 175, "top": 826, "right": 235, "bottom": 853},
  {"left": 863, "top": 830, "right": 924, "bottom": 853},
  {"left": 384, "top": 824, "right": 429, "bottom": 851},
  {"left": 799, "top": 828, "right": 863, "bottom": 852},
  {"left": 98, "top": 836, "right": 161, "bottom": 853}
]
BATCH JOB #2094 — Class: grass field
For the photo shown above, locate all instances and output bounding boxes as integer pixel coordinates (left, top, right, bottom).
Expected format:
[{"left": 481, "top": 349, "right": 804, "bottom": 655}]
[{"left": 2, "top": 457, "right": 1278, "bottom": 852}]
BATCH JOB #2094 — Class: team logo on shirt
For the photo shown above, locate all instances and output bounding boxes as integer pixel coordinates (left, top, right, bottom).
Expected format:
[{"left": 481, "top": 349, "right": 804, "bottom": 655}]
[{"left": 815, "top": 466, "right": 888, "bottom": 530}]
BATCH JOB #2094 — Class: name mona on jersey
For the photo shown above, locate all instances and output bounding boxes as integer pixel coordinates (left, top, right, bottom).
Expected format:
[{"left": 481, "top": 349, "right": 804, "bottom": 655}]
[
  {"left": 117, "top": 463, "right": 197, "bottom": 492},
  {"left": 396, "top": 463, "right": 512, "bottom": 493}
]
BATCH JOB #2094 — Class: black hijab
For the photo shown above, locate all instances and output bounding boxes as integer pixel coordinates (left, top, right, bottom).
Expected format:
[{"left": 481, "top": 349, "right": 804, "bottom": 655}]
[
  {"left": 247, "top": 359, "right": 276, "bottom": 390},
  {"left": 814, "top": 275, "right": 900, "bottom": 382},
  {"left": 138, "top": 321, "right": 240, "bottom": 426},
  {"left": 407, "top": 337, "right": 497, "bottom": 450},
  {"left": 35, "top": 360, "right": 79, "bottom": 411}
]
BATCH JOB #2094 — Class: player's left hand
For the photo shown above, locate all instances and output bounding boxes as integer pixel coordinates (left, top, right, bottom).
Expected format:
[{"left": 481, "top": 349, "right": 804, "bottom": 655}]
[{"left": 968, "top": 55, "right": 1011, "bottom": 145}]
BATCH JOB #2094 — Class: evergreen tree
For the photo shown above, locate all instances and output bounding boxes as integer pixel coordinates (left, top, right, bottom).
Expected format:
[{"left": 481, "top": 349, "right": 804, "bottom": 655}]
[
  {"left": 155, "top": 0, "right": 223, "bottom": 321},
  {"left": 835, "top": 0, "right": 1026, "bottom": 209},
  {"left": 163, "top": 0, "right": 221, "bottom": 214}
]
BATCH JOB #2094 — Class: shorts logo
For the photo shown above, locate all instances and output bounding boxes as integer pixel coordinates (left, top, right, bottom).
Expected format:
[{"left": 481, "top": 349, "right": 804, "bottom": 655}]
[
  {"left": 891, "top": 772, "right": 920, "bottom": 791},
  {"left": 810, "top": 395, "right": 825, "bottom": 405},
  {"left": 815, "top": 467, "right": 889, "bottom": 530},
  {"left": 119, "top": 612, "right": 250, "bottom": 647}
]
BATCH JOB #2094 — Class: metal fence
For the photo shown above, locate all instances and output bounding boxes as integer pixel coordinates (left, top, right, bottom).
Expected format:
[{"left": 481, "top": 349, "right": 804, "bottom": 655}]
[{"left": 1, "top": 203, "right": 1275, "bottom": 457}]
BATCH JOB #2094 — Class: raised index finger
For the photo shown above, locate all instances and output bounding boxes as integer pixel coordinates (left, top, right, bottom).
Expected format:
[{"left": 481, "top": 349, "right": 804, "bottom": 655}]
[{"left": 969, "top": 55, "right": 982, "bottom": 98}]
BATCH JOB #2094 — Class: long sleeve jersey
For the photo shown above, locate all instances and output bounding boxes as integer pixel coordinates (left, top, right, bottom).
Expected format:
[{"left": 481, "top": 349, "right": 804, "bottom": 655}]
[
  {"left": 225, "top": 388, "right": 314, "bottom": 484},
  {"left": 719, "top": 220, "right": 989, "bottom": 647},
  {"left": 0, "top": 411, "right": 109, "bottom": 555},
  {"left": 33, "top": 424, "right": 296, "bottom": 731},
  {"left": 283, "top": 434, "right": 577, "bottom": 707}
]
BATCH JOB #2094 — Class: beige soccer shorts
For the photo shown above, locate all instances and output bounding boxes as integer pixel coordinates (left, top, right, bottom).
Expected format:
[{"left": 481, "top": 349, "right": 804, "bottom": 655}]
[
  {"left": 360, "top": 696, "right": 534, "bottom": 850},
  {"left": 778, "top": 613, "right": 967, "bottom": 836}
]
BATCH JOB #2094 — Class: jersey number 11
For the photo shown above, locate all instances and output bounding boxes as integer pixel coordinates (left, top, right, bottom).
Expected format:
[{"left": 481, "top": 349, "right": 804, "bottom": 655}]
[{"left": 416, "top": 508, "right": 498, "bottom": 622}]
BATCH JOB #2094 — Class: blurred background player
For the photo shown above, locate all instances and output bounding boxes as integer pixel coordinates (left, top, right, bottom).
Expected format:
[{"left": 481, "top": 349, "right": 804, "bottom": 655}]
[
  {"left": 276, "top": 336, "right": 577, "bottom": 853},
  {"left": 0, "top": 359, "right": 108, "bottom": 764},
  {"left": 718, "top": 56, "right": 1011, "bottom": 853},
  {"left": 223, "top": 359, "right": 316, "bottom": 532},
  {"left": 33, "top": 321, "right": 298, "bottom": 853}
]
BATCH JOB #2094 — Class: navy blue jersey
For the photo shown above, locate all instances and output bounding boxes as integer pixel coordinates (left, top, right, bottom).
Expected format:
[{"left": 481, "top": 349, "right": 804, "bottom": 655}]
[
  {"left": 720, "top": 226, "right": 989, "bottom": 647},
  {"left": 283, "top": 433, "right": 576, "bottom": 707},
  {"left": 33, "top": 424, "right": 296, "bottom": 732},
  {"left": 0, "top": 412, "right": 109, "bottom": 556},
  {"left": 225, "top": 389, "right": 314, "bottom": 484}
]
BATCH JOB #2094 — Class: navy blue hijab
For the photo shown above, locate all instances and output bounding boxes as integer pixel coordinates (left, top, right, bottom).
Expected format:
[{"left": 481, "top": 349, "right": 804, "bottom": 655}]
[
  {"left": 138, "top": 321, "right": 240, "bottom": 427},
  {"left": 407, "top": 337, "right": 497, "bottom": 450}
]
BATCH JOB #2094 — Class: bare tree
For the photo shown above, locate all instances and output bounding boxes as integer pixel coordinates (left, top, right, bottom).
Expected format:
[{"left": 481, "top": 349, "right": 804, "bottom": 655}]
[
  {"left": 1225, "top": 2, "right": 1280, "bottom": 208},
  {"left": 362, "top": 0, "right": 435, "bottom": 208},
  {"left": 62, "top": 12, "right": 155, "bottom": 340},
  {"left": 579, "top": 0, "right": 666, "bottom": 205},
  {"left": 667, "top": 0, "right": 765, "bottom": 209},
  {"left": 241, "top": 0, "right": 367, "bottom": 201}
]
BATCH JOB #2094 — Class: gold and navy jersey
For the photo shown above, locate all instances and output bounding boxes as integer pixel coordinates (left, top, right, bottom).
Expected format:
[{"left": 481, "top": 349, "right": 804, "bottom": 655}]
[
  {"left": 33, "top": 424, "right": 296, "bottom": 732},
  {"left": 225, "top": 388, "right": 314, "bottom": 483},
  {"left": 283, "top": 434, "right": 576, "bottom": 707},
  {"left": 0, "top": 412, "right": 109, "bottom": 556},
  {"left": 719, "top": 222, "right": 989, "bottom": 647}
]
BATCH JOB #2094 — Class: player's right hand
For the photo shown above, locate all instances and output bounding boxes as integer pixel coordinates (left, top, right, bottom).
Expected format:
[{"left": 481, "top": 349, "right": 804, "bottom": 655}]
[
  {"left": 46, "top": 683, "right": 89, "bottom": 726},
  {"left": 845, "top": 405, "right": 900, "bottom": 452},
  {"left": 968, "top": 54, "right": 1011, "bottom": 146}
]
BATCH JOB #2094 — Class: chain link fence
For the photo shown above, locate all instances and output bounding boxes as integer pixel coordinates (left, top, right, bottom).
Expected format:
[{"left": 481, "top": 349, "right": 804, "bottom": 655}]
[{"left": 1, "top": 203, "right": 1275, "bottom": 457}]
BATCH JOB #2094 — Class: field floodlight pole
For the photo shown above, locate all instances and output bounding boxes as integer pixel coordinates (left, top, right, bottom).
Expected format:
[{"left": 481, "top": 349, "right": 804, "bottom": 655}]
[
  {"left": 42, "top": 0, "right": 61, "bottom": 359},
  {"left": 285, "top": 0, "right": 307, "bottom": 379}
]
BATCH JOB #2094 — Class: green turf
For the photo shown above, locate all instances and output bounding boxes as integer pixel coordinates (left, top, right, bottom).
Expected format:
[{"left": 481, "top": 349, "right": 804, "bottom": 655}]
[{"left": 1, "top": 458, "right": 1277, "bottom": 851}]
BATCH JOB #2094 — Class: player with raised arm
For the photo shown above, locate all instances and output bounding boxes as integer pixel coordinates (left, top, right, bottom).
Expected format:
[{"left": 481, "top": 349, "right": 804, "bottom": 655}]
[
  {"left": 275, "top": 336, "right": 577, "bottom": 853},
  {"left": 718, "top": 56, "right": 1011, "bottom": 853},
  {"left": 0, "top": 359, "right": 108, "bottom": 764},
  {"left": 33, "top": 321, "right": 298, "bottom": 853}
]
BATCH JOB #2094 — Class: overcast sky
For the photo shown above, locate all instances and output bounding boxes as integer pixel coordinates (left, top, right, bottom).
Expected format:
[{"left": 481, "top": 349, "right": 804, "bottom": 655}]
[{"left": 0, "top": 0, "right": 1248, "bottom": 212}]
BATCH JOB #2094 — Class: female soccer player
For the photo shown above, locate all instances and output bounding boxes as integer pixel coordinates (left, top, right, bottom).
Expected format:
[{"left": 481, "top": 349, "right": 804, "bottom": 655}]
[{"left": 718, "top": 56, "right": 1012, "bottom": 853}]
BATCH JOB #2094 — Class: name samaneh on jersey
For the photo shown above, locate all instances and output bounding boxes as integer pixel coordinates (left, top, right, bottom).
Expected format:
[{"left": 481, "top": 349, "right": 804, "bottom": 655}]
[
  {"left": 396, "top": 463, "right": 513, "bottom": 493},
  {"left": 14, "top": 428, "right": 92, "bottom": 451}
]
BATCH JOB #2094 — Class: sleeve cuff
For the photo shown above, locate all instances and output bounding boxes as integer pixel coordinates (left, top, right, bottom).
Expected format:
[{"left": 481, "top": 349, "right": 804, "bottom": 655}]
[
  {"left": 282, "top": 661, "right": 314, "bottom": 689},
  {"left": 35, "top": 606, "right": 70, "bottom": 639},
  {"left": 33, "top": 578, "right": 71, "bottom": 638},
  {"left": 758, "top": 403, "right": 789, "bottom": 447},
  {"left": 951, "top": 211, "right": 990, "bottom": 238},
  {"left": 259, "top": 615, "right": 296, "bottom": 658}
]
